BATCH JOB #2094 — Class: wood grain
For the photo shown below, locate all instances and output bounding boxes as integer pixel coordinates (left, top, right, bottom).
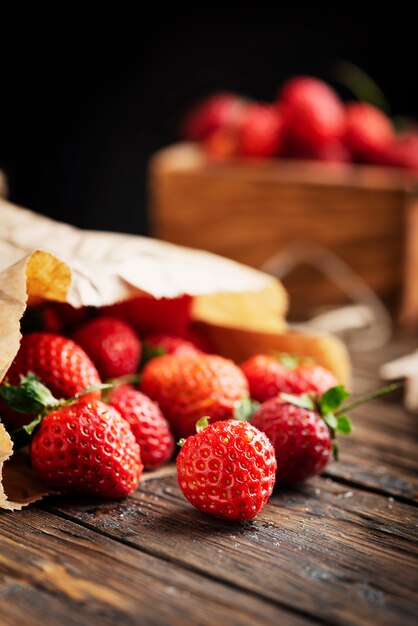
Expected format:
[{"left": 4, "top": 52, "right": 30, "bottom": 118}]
[
  {"left": 45, "top": 472, "right": 417, "bottom": 626},
  {"left": 1, "top": 335, "right": 417, "bottom": 626},
  {"left": 0, "top": 507, "right": 298, "bottom": 626}
]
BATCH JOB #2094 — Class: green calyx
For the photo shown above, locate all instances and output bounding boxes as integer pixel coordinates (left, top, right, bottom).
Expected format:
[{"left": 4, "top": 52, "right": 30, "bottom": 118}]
[
  {"left": 0, "top": 373, "right": 112, "bottom": 448},
  {"left": 280, "top": 382, "right": 402, "bottom": 460},
  {"left": 141, "top": 343, "right": 167, "bottom": 367},
  {"left": 177, "top": 415, "right": 211, "bottom": 448},
  {"left": 233, "top": 396, "right": 260, "bottom": 421},
  {"left": 273, "top": 352, "right": 314, "bottom": 371}
]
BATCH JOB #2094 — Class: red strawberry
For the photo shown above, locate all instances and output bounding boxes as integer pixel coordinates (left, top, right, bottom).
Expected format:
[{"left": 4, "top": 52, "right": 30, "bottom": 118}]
[
  {"left": 107, "top": 384, "right": 174, "bottom": 469},
  {"left": 177, "top": 418, "right": 276, "bottom": 520},
  {"left": 204, "top": 128, "right": 239, "bottom": 159},
  {"left": 2, "top": 333, "right": 102, "bottom": 428},
  {"left": 183, "top": 92, "right": 247, "bottom": 141},
  {"left": 143, "top": 333, "right": 201, "bottom": 358},
  {"left": 251, "top": 396, "right": 332, "bottom": 484},
  {"left": 280, "top": 76, "right": 346, "bottom": 153},
  {"left": 20, "top": 305, "right": 63, "bottom": 335},
  {"left": 372, "top": 131, "right": 418, "bottom": 171},
  {"left": 251, "top": 385, "right": 358, "bottom": 483},
  {"left": 140, "top": 354, "right": 249, "bottom": 438},
  {"left": 73, "top": 317, "right": 141, "bottom": 380},
  {"left": 241, "top": 354, "right": 337, "bottom": 403},
  {"left": 101, "top": 295, "right": 192, "bottom": 336},
  {"left": 181, "top": 327, "right": 214, "bottom": 353},
  {"left": 0, "top": 374, "right": 143, "bottom": 498},
  {"left": 52, "top": 303, "right": 89, "bottom": 330},
  {"left": 344, "top": 102, "right": 394, "bottom": 162},
  {"left": 238, "top": 104, "right": 284, "bottom": 158},
  {"left": 30, "top": 399, "right": 142, "bottom": 497},
  {"left": 287, "top": 140, "right": 351, "bottom": 163}
]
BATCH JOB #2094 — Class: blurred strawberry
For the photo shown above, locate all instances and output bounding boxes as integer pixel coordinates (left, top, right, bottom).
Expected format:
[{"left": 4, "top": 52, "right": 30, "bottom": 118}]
[
  {"left": 73, "top": 317, "right": 141, "bottom": 380},
  {"left": 143, "top": 333, "right": 201, "bottom": 359},
  {"left": 182, "top": 326, "right": 214, "bottom": 353},
  {"left": 101, "top": 295, "right": 192, "bottom": 336},
  {"left": 373, "top": 131, "right": 418, "bottom": 171},
  {"left": 47, "top": 303, "right": 90, "bottom": 332},
  {"left": 238, "top": 104, "right": 284, "bottom": 158},
  {"left": 279, "top": 76, "right": 346, "bottom": 153},
  {"left": 20, "top": 305, "right": 63, "bottom": 335},
  {"left": 204, "top": 128, "right": 239, "bottom": 159},
  {"left": 344, "top": 102, "right": 394, "bottom": 162},
  {"left": 183, "top": 92, "right": 247, "bottom": 141},
  {"left": 287, "top": 140, "right": 351, "bottom": 163}
]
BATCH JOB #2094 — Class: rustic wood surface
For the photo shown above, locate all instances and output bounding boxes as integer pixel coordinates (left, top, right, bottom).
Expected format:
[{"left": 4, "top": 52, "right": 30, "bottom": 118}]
[{"left": 1, "top": 335, "right": 418, "bottom": 626}]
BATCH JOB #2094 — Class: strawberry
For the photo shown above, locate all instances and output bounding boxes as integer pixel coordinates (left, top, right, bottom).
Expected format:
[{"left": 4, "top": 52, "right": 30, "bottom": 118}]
[
  {"left": 279, "top": 76, "right": 346, "bottom": 153},
  {"left": 143, "top": 333, "right": 201, "bottom": 361},
  {"left": 176, "top": 418, "right": 276, "bottom": 520},
  {"left": 372, "top": 131, "right": 418, "bottom": 171},
  {"left": 140, "top": 354, "right": 250, "bottom": 438},
  {"left": 344, "top": 102, "right": 394, "bottom": 162},
  {"left": 238, "top": 104, "right": 284, "bottom": 158},
  {"left": 107, "top": 384, "right": 174, "bottom": 469},
  {"left": 101, "top": 295, "right": 192, "bottom": 336},
  {"left": 20, "top": 305, "right": 63, "bottom": 335},
  {"left": 287, "top": 140, "right": 351, "bottom": 163},
  {"left": 204, "top": 128, "right": 239, "bottom": 159},
  {"left": 31, "top": 399, "right": 142, "bottom": 497},
  {"left": 183, "top": 92, "right": 247, "bottom": 141},
  {"left": 241, "top": 353, "right": 337, "bottom": 403},
  {"left": 0, "top": 374, "right": 143, "bottom": 498},
  {"left": 73, "top": 317, "right": 141, "bottom": 380},
  {"left": 1, "top": 333, "right": 102, "bottom": 429},
  {"left": 251, "top": 383, "right": 398, "bottom": 484}
]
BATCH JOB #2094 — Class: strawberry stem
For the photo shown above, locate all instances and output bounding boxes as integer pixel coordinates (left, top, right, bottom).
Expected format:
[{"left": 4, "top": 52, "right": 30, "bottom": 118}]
[{"left": 335, "top": 382, "right": 403, "bottom": 416}]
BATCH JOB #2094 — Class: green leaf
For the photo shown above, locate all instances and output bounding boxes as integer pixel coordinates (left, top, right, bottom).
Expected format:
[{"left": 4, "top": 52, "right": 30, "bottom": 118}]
[
  {"left": 177, "top": 438, "right": 186, "bottom": 448},
  {"left": 141, "top": 343, "right": 167, "bottom": 367},
  {"left": 273, "top": 352, "right": 314, "bottom": 370},
  {"left": 322, "top": 411, "right": 338, "bottom": 433},
  {"left": 336, "top": 415, "right": 352, "bottom": 435},
  {"left": 10, "top": 414, "right": 43, "bottom": 449},
  {"left": 334, "top": 60, "right": 391, "bottom": 114},
  {"left": 195, "top": 417, "right": 210, "bottom": 433},
  {"left": 280, "top": 393, "right": 316, "bottom": 411},
  {"left": 319, "top": 386, "right": 349, "bottom": 414},
  {"left": 0, "top": 373, "right": 59, "bottom": 414},
  {"left": 332, "top": 442, "right": 339, "bottom": 462},
  {"left": 233, "top": 396, "right": 260, "bottom": 421}
]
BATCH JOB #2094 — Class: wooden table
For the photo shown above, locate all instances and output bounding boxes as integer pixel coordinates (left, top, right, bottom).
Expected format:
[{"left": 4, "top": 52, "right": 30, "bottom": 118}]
[{"left": 1, "top": 336, "right": 417, "bottom": 626}]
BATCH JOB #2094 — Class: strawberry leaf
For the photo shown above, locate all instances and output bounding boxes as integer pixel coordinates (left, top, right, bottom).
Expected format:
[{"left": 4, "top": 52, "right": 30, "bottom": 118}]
[
  {"left": 141, "top": 343, "right": 167, "bottom": 367},
  {"left": 196, "top": 416, "right": 210, "bottom": 433},
  {"left": 280, "top": 393, "right": 316, "bottom": 411},
  {"left": 273, "top": 352, "right": 314, "bottom": 370},
  {"left": 319, "top": 386, "right": 349, "bottom": 414},
  {"left": 336, "top": 415, "right": 352, "bottom": 435},
  {"left": 234, "top": 396, "right": 260, "bottom": 421},
  {"left": 0, "top": 373, "right": 59, "bottom": 414},
  {"left": 322, "top": 411, "right": 338, "bottom": 433},
  {"left": 332, "top": 442, "right": 339, "bottom": 461},
  {"left": 10, "top": 414, "right": 43, "bottom": 449}
]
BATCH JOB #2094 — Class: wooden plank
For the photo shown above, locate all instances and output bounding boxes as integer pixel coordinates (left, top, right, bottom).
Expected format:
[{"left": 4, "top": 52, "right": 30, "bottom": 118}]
[
  {"left": 0, "top": 507, "right": 301, "bottom": 626},
  {"left": 44, "top": 471, "right": 418, "bottom": 626}
]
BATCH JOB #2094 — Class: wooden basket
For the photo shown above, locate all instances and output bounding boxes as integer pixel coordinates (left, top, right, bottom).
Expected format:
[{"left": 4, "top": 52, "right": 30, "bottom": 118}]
[{"left": 149, "top": 143, "right": 418, "bottom": 325}]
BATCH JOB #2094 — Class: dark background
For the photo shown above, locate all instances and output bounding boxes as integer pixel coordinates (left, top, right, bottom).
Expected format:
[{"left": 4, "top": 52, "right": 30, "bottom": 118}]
[{"left": 1, "top": 5, "right": 417, "bottom": 235}]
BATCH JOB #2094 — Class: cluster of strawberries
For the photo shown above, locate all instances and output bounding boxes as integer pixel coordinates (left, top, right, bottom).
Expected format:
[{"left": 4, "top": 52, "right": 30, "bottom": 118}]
[
  {"left": 0, "top": 295, "right": 359, "bottom": 521},
  {"left": 182, "top": 77, "right": 418, "bottom": 170}
]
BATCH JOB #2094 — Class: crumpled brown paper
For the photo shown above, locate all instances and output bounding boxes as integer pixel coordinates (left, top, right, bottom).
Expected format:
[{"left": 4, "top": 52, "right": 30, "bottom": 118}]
[{"left": 0, "top": 199, "right": 350, "bottom": 509}]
